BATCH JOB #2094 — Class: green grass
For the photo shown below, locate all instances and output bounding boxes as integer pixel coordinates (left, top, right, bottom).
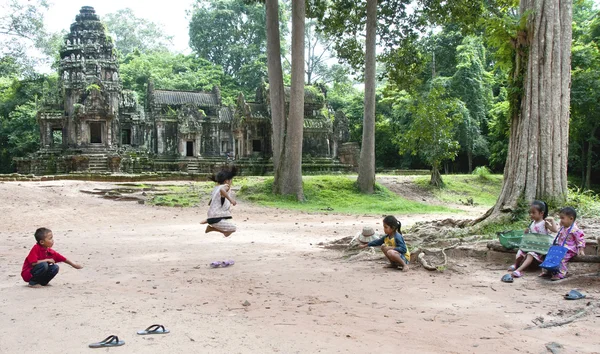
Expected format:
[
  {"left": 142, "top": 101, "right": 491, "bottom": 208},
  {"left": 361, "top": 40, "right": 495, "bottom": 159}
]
[
  {"left": 148, "top": 183, "right": 214, "bottom": 207},
  {"left": 237, "top": 176, "right": 457, "bottom": 215},
  {"left": 414, "top": 174, "right": 504, "bottom": 208}
]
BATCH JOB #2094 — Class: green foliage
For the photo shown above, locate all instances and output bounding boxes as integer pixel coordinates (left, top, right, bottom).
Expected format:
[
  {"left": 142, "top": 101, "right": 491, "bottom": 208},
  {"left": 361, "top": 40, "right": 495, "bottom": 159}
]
[
  {"left": 0, "top": 0, "right": 52, "bottom": 74},
  {"left": 396, "top": 81, "right": 461, "bottom": 182},
  {"left": 188, "top": 0, "right": 267, "bottom": 91},
  {"left": 103, "top": 8, "right": 173, "bottom": 57},
  {"left": 472, "top": 166, "right": 492, "bottom": 180},
  {"left": 450, "top": 36, "right": 493, "bottom": 167},
  {"left": 567, "top": 187, "right": 600, "bottom": 218},
  {"left": 86, "top": 83, "right": 101, "bottom": 93},
  {"left": 569, "top": 2, "right": 600, "bottom": 189},
  {"left": 0, "top": 74, "right": 58, "bottom": 172},
  {"left": 119, "top": 51, "right": 235, "bottom": 104},
  {"left": 238, "top": 176, "right": 455, "bottom": 214}
]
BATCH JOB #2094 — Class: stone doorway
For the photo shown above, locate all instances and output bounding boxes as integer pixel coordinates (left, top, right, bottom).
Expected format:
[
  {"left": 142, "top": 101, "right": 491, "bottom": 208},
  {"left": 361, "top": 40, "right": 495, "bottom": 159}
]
[
  {"left": 186, "top": 141, "right": 194, "bottom": 157},
  {"left": 90, "top": 122, "right": 102, "bottom": 144}
]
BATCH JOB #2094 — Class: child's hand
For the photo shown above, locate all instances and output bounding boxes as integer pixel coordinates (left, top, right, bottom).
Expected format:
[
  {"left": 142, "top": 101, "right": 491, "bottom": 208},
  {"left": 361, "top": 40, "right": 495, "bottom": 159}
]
[
  {"left": 231, "top": 200, "right": 237, "bottom": 206},
  {"left": 358, "top": 244, "right": 368, "bottom": 249},
  {"left": 73, "top": 263, "right": 83, "bottom": 269},
  {"left": 524, "top": 228, "right": 530, "bottom": 234}
]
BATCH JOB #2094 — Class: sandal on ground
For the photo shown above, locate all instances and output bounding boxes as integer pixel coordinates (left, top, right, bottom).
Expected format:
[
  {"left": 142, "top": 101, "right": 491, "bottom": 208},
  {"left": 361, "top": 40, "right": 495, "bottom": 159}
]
[
  {"left": 501, "top": 274, "right": 514, "bottom": 283},
  {"left": 137, "top": 324, "right": 170, "bottom": 335},
  {"left": 89, "top": 335, "right": 125, "bottom": 348},
  {"left": 221, "top": 260, "right": 235, "bottom": 267},
  {"left": 512, "top": 270, "right": 523, "bottom": 278},
  {"left": 508, "top": 265, "right": 516, "bottom": 272},
  {"left": 538, "top": 272, "right": 551, "bottom": 278},
  {"left": 551, "top": 274, "right": 564, "bottom": 281},
  {"left": 210, "top": 260, "right": 234, "bottom": 268},
  {"left": 564, "top": 290, "right": 586, "bottom": 300}
]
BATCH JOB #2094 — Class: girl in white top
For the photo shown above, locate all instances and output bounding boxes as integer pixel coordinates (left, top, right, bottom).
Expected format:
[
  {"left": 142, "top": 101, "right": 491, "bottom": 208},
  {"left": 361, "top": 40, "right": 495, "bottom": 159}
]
[
  {"left": 508, "top": 200, "right": 557, "bottom": 278},
  {"left": 200, "top": 166, "right": 237, "bottom": 237}
]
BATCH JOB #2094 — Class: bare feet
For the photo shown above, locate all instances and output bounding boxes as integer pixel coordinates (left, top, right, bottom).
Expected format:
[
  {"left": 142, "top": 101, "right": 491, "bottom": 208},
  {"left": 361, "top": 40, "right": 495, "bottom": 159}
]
[
  {"left": 205, "top": 225, "right": 216, "bottom": 233},
  {"left": 401, "top": 265, "right": 409, "bottom": 272},
  {"left": 223, "top": 231, "right": 234, "bottom": 237},
  {"left": 383, "top": 263, "right": 399, "bottom": 269},
  {"left": 200, "top": 219, "right": 208, "bottom": 225}
]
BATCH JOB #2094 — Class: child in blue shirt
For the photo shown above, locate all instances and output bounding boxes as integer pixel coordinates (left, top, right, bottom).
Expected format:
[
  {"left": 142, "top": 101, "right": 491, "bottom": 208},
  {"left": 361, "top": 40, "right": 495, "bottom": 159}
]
[{"left": 359, "top": 215, "right": 410, "bottom": 271}]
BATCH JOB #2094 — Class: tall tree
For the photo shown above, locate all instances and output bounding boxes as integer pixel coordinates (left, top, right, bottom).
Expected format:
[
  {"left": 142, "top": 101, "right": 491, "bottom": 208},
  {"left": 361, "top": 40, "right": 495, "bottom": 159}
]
[
  {"left": 356, "top": 0, "right": 378, "bottom": 193},
  {"left": 396, "top": 82, "right": 461, "bottom": 187},
  {"left": 304, "top": 20, "right": 332, "bottom": 84},
  {"left": 274, "top": 0, "right": 305, "bottom": 200},
  {"left": 103, "top": 8, "right": 173, "bottom": 56},
  {"left": 450, "top": 36, "right": 492, "bottom": 173},
  {"left": 189, "top": 0, "right": 267, "bottom": 90},
  {"left": 481, "top": 0, "right": 573, "bottom": 219},
  {"left": 265, "top": 0, "right": 286, "bottom": 172},
  {"left": 570, "top": 0, "right": 600, "bottom": 190},
  {"left": 0, "top": 0, "right": 51, "bottom": 74}
]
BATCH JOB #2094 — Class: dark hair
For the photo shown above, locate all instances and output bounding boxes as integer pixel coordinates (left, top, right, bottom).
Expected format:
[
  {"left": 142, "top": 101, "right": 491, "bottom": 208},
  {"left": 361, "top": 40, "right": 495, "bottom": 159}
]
[
  {"left": 559, "top": 207, "right": 577, "bottom": 220},
  {"left": 383, "top": 215, "right": 402, "bottom": 234},
  {"left": 34, "top": 227, "right": 51, "bottom": 243},
  {"left": 531, "top": 200, "right": 548, "bottom": 219},
  {"left": 209, "top": 166, "right": 238, "bottom": 184}
]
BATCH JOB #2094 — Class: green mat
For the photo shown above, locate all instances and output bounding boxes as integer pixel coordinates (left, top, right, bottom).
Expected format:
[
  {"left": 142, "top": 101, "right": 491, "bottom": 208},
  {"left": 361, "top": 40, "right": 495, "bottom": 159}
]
[{"left": 497, "top": 231, "right": 553, "bottom": 255}]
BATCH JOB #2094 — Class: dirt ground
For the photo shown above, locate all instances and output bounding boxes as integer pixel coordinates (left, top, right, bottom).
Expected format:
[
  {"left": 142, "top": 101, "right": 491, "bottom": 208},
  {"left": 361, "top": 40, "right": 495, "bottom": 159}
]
[{"left": 1, "top": 180, "right": 599, "bottom": 354}]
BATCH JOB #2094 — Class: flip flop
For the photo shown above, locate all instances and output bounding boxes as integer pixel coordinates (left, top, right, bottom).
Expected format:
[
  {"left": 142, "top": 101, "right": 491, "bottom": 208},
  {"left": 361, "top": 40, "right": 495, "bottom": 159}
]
[
  {"left": 564, "top": 290, "right": 586, "bottom": 300},
  {"left": 501, "top": 274, "right": 514, "bottom": 283},
  {"left": 89, "top": 335, "right": 125, "bottom": 348},
  {"left": 137, "top": 324, "right": 170, "bottom": 335},
  {"left": 221, "top": 260, "right": 235, "bottom": 267},
  {"left": 512, "top": 270, "right": 523, "bottom": 278},
  {"left": 210, "top": 261, "right": 222, "bottom": 268},
  {"left": 508, "top": 265, "right": 516, "bottom": 272}
]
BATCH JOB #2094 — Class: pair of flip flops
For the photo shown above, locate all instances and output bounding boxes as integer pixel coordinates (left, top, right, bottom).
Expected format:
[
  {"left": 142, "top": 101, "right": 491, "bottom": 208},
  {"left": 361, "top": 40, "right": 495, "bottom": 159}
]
[
  {"left": 89, "top": 324, "right": 169, "bottom": 348},
  {"left": 210, "top": 260, "right": 235, "bottom": 268},
  {"left": 564, "top": 290, "right": 586, "bottom": 300}
]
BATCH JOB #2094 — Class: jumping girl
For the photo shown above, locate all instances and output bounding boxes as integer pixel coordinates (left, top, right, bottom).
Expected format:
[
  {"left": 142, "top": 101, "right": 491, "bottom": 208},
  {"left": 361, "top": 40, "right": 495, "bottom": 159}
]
[{"left": 201, "top": 166, "right": 237, "bottom": 237}]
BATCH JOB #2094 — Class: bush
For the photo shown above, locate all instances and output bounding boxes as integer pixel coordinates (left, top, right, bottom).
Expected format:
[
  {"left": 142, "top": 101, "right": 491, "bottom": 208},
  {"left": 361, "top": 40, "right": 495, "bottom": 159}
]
[
  {"left": 567, "top": 187, "right": 600, "bottom": 218},
  {"left": 472, "top": 166, "right": 492, "bottom": 180}
]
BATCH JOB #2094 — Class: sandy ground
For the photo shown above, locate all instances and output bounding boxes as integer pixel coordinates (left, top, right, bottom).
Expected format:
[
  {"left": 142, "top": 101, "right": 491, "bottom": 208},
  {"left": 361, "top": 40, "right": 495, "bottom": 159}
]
[{"left": 0, "top": 180, "right": 599, "bottom": 354}]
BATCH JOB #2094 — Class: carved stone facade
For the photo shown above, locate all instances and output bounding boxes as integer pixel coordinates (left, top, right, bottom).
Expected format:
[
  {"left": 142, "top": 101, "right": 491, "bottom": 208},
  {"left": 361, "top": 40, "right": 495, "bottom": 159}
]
[{"left": 19, "top": 6, "right": 352, "bottom": 174}]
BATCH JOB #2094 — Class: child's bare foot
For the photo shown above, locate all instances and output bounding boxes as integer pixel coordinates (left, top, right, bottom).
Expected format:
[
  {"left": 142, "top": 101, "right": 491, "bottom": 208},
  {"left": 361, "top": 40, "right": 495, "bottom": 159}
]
[
  {"left": 383, "top": 263, "right": 399, "bottom": 269},
  {"left": 28, "top": 284, "right": 42, "bottom": 288},
  {"left": 223, "top": 231, "right": 234, "bottom": 237},
  {"left": 205, "top": 225, "right": 216, "bottom": 233},
  {"left": 401, "top": 265, "right": 409, "bottom": 272},
  {"left": 200, "top": 219, "right": 208, "bottom": 225}
]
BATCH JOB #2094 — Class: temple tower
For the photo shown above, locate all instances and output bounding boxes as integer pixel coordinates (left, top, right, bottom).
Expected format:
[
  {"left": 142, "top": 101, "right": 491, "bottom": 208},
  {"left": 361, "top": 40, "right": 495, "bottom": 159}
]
[{"left": 58, "top": 6, "right": 120, "bottom": 150}]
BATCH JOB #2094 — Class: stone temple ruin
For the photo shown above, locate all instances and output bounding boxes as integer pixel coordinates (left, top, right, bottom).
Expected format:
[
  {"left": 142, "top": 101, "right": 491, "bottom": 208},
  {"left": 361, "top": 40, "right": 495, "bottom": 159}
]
[{"left": 16, "top": 6, "right": 359, "bottom": 175}]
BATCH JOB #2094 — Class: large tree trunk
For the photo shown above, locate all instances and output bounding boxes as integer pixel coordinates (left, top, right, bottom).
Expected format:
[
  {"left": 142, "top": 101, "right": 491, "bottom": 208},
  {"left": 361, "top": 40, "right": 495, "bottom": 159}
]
[
  {"left": 274, "top": 0, "right": 305, "bottom": 200},
  {"left": 266, "top": 0, "right": 286, "bottom": 174},
  {"left": 357, "top": 0, "right": 377, "bottom": 194},
  {"left": 480, "top": 0, "right": 572, "bottom": 221},
  {"left": 431, "top": 163, "right": 443, "bottom": 187}
]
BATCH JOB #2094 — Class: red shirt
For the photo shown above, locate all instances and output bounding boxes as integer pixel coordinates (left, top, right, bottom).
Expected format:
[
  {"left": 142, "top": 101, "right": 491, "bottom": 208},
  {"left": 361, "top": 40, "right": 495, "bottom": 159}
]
[{"left": 21, "top": 244, "right": 66, "bottom": 282}]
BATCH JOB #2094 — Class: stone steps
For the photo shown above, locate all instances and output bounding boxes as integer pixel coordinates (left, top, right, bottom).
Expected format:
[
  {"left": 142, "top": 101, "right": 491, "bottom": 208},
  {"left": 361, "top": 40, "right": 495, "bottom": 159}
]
[{"left": 87, "top": 154, "right": 108, "bottom": 173}]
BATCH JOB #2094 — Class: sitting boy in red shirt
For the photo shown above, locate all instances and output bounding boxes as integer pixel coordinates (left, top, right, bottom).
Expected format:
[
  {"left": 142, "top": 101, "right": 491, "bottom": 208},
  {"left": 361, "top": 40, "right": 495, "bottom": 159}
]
[{"left": 21, "top": 228, "right": 82, "bottom": 287}]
